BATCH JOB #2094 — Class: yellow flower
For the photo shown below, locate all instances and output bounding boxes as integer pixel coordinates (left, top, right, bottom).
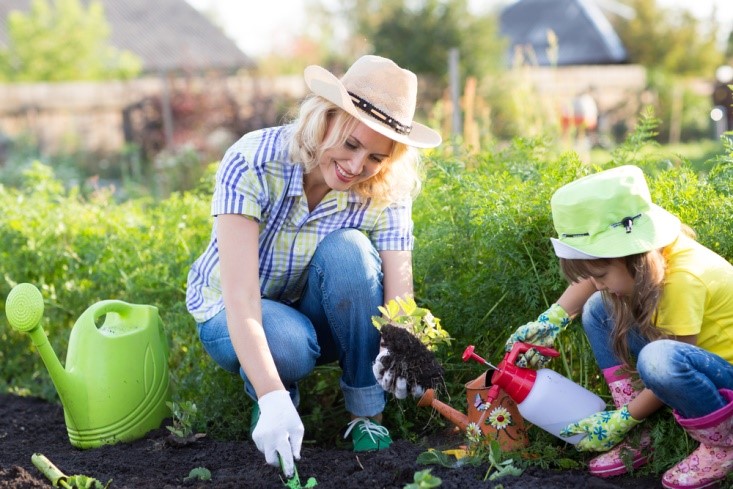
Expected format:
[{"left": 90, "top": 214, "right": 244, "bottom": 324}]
[{"left": 487, "top": 406, "right": 512, "bottom": 430}]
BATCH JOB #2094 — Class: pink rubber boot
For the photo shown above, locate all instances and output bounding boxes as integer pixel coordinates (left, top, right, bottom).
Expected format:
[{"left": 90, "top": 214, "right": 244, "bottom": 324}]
[
  {"left": 588, "top": 365, "right": 651, "bottom": 477},
  {"left": 662, "top": 389, "right": 733, "bottom": 489}
]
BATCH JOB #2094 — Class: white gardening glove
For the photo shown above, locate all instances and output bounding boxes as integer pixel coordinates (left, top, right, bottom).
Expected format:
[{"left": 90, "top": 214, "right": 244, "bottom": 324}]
[
  {"left": 373, "top": 346, "right": 417, "bottom": 399},
  {"left": 252, "top": 390, "right": 304, "bottom": 478}
]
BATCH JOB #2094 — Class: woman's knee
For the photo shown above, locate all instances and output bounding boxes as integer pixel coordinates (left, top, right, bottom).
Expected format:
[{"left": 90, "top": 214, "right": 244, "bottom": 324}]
[{"left": 314, "top": 228, "right": 381, "bottom": 278}]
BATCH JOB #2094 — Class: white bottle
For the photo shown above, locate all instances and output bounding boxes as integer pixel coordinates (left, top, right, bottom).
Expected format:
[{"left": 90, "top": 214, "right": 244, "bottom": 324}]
[{"left": 513, "top": 368, "right": 606, "bottom": 444}]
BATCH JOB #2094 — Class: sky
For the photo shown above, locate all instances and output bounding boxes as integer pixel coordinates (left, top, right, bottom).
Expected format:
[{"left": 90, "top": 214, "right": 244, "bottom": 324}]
[{"left": 184, "top": 0, "right": 733, "bottom": 59}]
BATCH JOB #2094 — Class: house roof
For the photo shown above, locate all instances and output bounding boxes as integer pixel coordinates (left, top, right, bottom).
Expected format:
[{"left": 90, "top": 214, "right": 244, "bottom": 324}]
[
  {"left": 0, "top": 0, "right": 255, "bottom": 74},
  {"left": 500, "top": 0, "right": 627, "bottom": 66}
]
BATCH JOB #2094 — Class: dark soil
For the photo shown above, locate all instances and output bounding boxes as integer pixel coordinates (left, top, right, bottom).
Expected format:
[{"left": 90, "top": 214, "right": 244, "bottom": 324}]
[{"left": 0, "top": 393, "right": 664, "bottom": 488}]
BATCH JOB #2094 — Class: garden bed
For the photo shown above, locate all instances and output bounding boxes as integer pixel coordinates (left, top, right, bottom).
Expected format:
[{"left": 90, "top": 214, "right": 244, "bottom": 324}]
[{"left": 0, "top": 393, "right": 664, "bottom": 488}]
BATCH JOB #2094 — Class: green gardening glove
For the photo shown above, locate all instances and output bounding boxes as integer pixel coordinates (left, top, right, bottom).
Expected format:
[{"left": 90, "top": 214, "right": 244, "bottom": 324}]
[
  {"left": 560, "top": 405, "right": 643, "bottom": 452},
  {"left": 504, "top": 303, "right": 570, "bottom": 368}
]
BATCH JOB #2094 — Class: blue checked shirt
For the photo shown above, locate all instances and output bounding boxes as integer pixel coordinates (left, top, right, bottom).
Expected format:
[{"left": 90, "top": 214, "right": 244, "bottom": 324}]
[{"left": 186, "top": 126, "right": 415, "bottom": 324}]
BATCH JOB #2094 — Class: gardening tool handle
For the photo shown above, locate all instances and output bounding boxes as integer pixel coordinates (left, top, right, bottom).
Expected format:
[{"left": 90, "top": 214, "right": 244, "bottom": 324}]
[{"left": 506, "top": 341, "right": 559, "bottom": 366}]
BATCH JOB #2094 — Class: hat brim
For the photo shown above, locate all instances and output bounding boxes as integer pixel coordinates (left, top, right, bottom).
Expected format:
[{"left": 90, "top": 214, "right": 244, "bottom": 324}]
[
  {"left": 304, "top": 65, "right": 442, "bottom": 149},
  {"left": 551, "top": 204, "right": 681, "bottom": 259}
]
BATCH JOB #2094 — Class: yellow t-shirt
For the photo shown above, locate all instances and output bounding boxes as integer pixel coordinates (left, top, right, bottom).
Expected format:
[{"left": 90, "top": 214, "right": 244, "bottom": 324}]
[{"left": 656, "top": 234, "right": 733, "bottom": 362}]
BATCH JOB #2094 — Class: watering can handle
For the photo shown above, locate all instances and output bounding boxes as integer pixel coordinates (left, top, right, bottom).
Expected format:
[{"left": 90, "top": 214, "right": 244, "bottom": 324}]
[
  {"left": 506, "top": 341, "right": 559, "bottom": 366},
  {"left": 78, "top": 300, "right": 137, "bottom": 332}
]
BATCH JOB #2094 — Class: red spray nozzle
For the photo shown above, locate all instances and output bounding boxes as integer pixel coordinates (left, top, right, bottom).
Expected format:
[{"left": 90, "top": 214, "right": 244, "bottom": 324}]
[{"left": 462, "top": 345, "right": 499, "bottom": 370}]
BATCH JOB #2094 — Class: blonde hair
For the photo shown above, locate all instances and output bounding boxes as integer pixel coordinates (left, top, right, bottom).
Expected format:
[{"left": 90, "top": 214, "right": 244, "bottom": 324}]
[
  {"left": 288, "top": 95, "right": 422, "bottom": 202},
  {"left": 559, "top": 224, "right": 696, "bottom": 369}
]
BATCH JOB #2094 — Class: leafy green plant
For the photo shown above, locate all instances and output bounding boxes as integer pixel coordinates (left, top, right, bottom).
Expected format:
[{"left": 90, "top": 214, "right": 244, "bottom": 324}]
[
  {"left": 166, "top": 400, "right": 197, "bottom": 438},
  {"left": 372, "top": 295, "right": 451, "bottom": 350},
  {"left": 481, "top": 440, "right": 524, "bottom": 482},
  {"left": 404, "top": 469, "right": 442, "bottom": 488}
]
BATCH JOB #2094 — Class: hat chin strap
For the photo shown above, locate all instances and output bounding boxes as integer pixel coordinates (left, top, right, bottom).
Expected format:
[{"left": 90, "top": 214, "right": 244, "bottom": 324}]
[{"left": 348, "top": 91, "right": 412, "bottom": 136}]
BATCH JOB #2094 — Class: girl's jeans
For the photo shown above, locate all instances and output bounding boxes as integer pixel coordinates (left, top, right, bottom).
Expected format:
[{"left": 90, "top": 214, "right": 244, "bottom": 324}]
[
  {"left": 196, "top": 228, "right": 386, "bottom": 418},
  {"left": 583, "top": 291, "right": 733, "bottom": 419}
]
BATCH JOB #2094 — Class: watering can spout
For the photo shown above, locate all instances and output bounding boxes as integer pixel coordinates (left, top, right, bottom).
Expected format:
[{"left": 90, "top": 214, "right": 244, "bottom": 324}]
[
  {"left": 5, "top": 283, "right": 73, "bottom": 399},
  {"left": 418, "top": 389, "right": 471, "bottom": 431}
]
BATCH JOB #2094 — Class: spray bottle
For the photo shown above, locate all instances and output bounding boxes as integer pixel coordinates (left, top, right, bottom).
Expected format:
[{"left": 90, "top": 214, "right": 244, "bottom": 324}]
[{"left": 463, "top": 342, "right": 606, "bottom": 444}]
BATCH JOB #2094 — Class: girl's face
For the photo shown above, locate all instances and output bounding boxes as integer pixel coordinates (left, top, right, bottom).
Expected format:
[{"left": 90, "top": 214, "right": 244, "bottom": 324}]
[
  {"left": 316, "top": 121, "right": 393, "bottom": 192},
  {"left": 587, "top": 259, "right": 635, "bottom": 297}
]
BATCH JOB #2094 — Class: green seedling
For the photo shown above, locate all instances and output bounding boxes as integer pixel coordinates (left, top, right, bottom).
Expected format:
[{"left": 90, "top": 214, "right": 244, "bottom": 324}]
[
  {"left": 372, "top": 295, "right": 451, "bottom": 351},
  {"left": 184, "top": 467, "right": 211, "bottom": 482},
  {"left": 31, "top": 453, "right": 112, "bottom": 489},
  {"left": 404, "top": 468, "right": 442, "bottom": 488},
  {"left": 483, "top": 440, "right": 523, "bottom": 482},
  {"left": 166, "top": 400, "right": 197, "bottom": 438},
  {"left": 279, "top": 455, "right": 317, "bottom": 488},
  {"left": 166, "top": 400, "right": 206, "bottom": 445}
]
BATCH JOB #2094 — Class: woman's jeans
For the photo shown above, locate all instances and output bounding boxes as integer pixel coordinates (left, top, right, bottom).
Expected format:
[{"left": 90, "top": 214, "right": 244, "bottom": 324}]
[
  {"left": 196, "top": 228, "right": 386, "bottom": 418},
  {"left": 582, "top": 291, "right": 733, "bottom": 419}
]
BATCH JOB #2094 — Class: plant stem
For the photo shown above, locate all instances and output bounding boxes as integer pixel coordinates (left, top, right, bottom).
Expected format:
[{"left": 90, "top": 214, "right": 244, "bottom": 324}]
[{"left": 31, "top": 453, "right": 71, "bottom": 488}]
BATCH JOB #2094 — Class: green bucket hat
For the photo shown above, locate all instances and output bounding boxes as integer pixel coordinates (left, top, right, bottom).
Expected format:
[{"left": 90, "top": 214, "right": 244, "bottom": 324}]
[{"left": 550, "top": 165, "right": 681, "bottom": 259}]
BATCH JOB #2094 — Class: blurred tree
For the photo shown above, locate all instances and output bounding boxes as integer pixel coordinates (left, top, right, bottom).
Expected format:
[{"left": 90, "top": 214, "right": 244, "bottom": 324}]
[
  {"left": 0, "top": 0, "right": 142, "bottom": 82},
  {"left": 610, "top": 0, "right": 723, "bottom": 76},
  {"left": 304, "top": 0, "right": 505, "bottom": 82}
]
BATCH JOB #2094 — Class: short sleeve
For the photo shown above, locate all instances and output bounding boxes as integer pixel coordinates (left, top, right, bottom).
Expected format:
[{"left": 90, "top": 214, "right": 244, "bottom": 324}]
[
  {"left": 371, "top": 199, "right": 414, "bottom": 251},
  {"left": 211, "top": 149, "right": 266, "bottom": 220},
  {"left": 656, "top": 270, "right": 706, "bottom": 336}
]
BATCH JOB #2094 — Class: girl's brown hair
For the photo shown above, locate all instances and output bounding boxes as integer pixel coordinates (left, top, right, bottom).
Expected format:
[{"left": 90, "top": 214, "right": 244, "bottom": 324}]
[
  {"left": 559, "top": 251, "right": 669, "bottom": 369},
  {"left": 288, "top": 95, "right": 422, "bottom": 202}
]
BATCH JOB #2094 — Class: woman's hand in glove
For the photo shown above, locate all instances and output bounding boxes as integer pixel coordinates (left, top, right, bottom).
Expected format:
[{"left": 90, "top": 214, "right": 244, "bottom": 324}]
[{"left": 251, "top": 390, "right": 304, "bottom": 478}]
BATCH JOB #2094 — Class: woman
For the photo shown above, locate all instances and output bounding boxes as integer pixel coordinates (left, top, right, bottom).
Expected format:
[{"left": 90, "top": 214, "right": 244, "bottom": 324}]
[
  {"left": 185, "top": 55, "right": 441, "bottom": 477},
  {"left": 505, "top": 165, "right": 733, "bottom": 489}
]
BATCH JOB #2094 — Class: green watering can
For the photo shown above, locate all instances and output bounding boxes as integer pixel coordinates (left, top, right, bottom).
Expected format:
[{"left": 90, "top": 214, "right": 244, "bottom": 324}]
[{"left": 5, "top": 283, "right": 171, "bottom": 449}]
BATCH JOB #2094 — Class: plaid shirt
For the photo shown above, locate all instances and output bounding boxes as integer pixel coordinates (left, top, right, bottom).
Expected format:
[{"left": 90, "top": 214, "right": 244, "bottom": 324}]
[{"left": 186, "top": 126, "right": 414, "bottom": 324}]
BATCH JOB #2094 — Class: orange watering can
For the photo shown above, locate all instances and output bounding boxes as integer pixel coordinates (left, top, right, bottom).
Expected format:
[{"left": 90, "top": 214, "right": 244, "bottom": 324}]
[{"left": 418, "top": 369, "right": 529, "bottom": 451}]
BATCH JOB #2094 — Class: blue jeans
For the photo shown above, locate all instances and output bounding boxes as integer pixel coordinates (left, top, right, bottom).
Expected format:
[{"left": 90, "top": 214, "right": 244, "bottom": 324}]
[
  {"left": 196, "top": 228, "right": 387, "bottom": 418},
  {"left": 582, "top": 291, "right": 733, "bottom": 418}
]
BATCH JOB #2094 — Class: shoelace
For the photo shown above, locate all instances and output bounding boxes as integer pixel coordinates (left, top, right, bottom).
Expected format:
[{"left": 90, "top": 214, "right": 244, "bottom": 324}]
[{"left": 343, "top": 417, "right": 389, "bottom": 442}]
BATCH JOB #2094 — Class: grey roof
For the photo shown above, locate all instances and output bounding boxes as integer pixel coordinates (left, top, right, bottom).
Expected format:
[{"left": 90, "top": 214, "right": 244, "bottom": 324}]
[
  {"left": 500, "top": 0, "right": 627, "bottom": 66},
  {"left": 0, "top": 0, "right": 255, "bottom": 74}
]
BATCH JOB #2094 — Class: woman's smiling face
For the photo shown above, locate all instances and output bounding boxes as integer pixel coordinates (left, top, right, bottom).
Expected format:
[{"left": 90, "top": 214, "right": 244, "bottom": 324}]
[{"left": 316, "top": 120, "right": 393, "bottom": 192}]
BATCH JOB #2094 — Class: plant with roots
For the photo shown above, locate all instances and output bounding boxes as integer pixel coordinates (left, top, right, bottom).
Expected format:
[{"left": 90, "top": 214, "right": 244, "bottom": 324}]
[{"left": 372, "top": 295, "right": 450, "bottom": 399}]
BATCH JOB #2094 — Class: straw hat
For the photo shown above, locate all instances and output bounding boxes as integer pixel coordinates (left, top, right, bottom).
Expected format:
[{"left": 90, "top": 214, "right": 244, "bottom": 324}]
[
  {"left": 550, "top": 165, "right": 681, "bottom": 259},
  {"left": 303, "top": 55, "right": 442, "bottom": 148}
]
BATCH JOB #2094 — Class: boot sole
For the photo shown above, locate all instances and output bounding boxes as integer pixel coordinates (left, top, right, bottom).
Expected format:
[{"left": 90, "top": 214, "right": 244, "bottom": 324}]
[{"left": 590, "top": 454, "right": 649, "bottom": 478}]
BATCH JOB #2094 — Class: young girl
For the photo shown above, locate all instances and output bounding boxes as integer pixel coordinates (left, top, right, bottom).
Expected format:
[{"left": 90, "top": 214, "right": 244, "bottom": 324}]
[
  {"left": 505, "top": 165, "right": 733, "bottom": 489},
  {"left": 185, "top": 55, "right": 441, "bottom": 477}
]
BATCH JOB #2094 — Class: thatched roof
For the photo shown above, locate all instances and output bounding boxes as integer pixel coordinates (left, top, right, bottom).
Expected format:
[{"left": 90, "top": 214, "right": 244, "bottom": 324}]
[
  {"left": 0, "top": 0, "right": 255, "bottom": 74},
  {"left": 500, "top": 0, "right": 627, "bottom": 66}
]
